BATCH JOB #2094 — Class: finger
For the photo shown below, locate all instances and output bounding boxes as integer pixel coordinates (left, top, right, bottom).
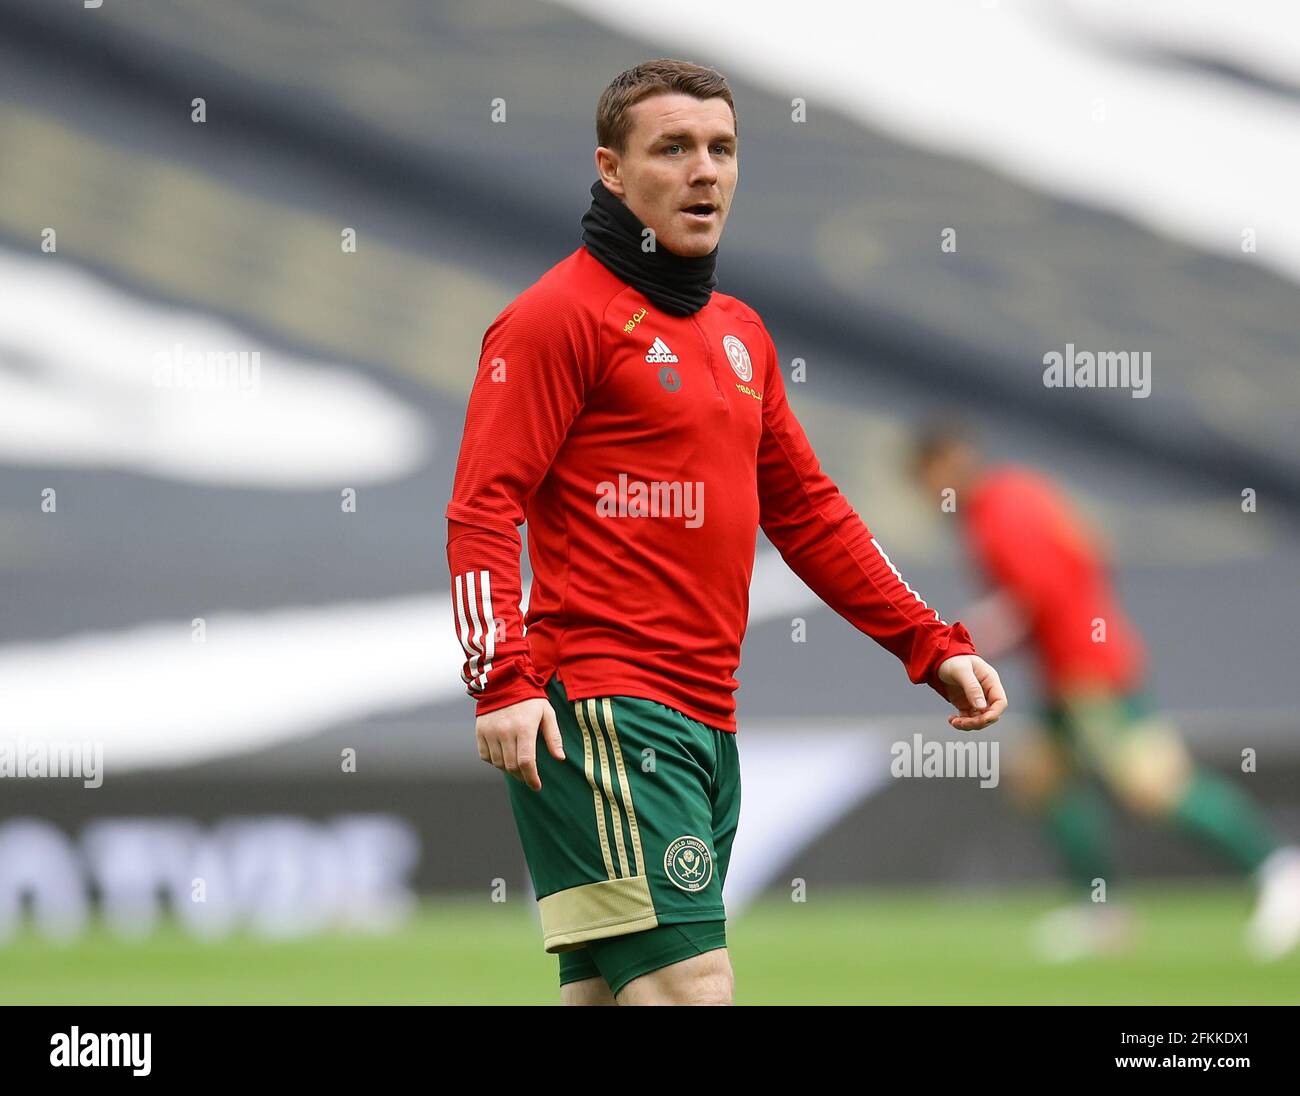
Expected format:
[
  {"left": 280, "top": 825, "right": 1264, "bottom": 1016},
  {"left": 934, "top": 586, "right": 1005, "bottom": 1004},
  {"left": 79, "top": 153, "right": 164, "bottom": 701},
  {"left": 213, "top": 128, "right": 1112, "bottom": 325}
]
[
  {"left": 501, "top": 731, "right": 524, "bottom": 784},
  {"left": 487, "top": 736, "right": 506, "bottom": 771},
  {"left": 960, "top": 669, "right": 987, "bottom": 711},
  {"left": 949, "top": 709, "right": 992, "bottom": 732},
  {"left": 952, "top": 700, "right": 1002, "bottom": 731},
  {"left": 980, "top": 671, "right": 1009, "bottom": 719},
  {"left": 540, "top": 704, "right": 566, "bottom": 762},
  {"left": 517, "top": 725, "right": 541, "bottom": 792},
  {"left": 476, "top": 732, "right": 491, "bottom": 763}
]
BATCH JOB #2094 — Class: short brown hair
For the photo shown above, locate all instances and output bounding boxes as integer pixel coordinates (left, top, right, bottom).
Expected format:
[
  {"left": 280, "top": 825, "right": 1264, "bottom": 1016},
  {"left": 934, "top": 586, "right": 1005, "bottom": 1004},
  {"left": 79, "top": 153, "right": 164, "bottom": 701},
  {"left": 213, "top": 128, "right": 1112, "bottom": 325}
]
[
  {"left": 596, "top": 59, "right": 737, "bottom": 154},
  {"left": 909, "top": 415, "right": 978, "bottom": 477}
]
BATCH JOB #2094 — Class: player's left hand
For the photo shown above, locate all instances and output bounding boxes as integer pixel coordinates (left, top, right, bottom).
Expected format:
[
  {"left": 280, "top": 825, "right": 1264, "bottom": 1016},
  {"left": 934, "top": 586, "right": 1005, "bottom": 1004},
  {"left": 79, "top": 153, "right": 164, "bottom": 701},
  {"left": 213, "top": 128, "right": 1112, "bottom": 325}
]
[{"left": 936, "top": 654, "right": 1008, "bottom": 732}]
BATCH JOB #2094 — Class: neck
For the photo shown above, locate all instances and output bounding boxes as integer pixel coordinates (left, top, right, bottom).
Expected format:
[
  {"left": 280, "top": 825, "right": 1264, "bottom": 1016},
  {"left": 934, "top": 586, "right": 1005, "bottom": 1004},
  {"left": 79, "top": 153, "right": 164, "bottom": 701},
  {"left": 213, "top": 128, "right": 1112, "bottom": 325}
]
[{"left": 580, "top": 180, "right": 718, "bottom": 316}]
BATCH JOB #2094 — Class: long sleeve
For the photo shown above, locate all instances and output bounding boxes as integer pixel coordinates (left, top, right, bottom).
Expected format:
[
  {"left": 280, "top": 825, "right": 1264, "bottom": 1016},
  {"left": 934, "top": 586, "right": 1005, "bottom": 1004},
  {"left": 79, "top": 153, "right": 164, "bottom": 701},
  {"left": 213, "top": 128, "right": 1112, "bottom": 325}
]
[
  {"left": 754, "top": 325, "right": 977, "bottom": 697},
  {"left": 445, "top": 287, "right": 597, "bottom": 716}
]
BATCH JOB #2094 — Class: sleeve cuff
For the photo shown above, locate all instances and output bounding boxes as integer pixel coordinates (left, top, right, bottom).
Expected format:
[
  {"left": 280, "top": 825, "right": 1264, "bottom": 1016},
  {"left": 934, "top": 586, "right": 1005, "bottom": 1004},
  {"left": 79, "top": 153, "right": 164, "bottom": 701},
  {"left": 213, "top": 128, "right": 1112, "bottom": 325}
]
[
  {"left": 473, "top": 684, "right": 549, "bottom": 718},
  {"left": 923, "top": 621, "right": 979, "bottom": 697}
]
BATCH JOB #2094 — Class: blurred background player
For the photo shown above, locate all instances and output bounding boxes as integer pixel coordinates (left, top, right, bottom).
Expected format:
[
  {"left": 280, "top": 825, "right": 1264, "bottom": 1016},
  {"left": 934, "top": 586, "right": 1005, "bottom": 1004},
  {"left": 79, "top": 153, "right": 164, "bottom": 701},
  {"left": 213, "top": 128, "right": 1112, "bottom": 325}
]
[{"left": 910, "top": 419, "right": 1300, "bottom": 961}]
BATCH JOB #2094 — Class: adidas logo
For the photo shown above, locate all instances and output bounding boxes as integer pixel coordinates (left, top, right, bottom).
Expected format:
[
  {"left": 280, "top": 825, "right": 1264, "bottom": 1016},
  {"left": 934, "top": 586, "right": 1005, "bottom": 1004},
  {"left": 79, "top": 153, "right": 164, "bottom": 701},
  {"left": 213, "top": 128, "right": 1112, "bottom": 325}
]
[{"left": 645, "top": 337, "right": 679, "bottom": 363}]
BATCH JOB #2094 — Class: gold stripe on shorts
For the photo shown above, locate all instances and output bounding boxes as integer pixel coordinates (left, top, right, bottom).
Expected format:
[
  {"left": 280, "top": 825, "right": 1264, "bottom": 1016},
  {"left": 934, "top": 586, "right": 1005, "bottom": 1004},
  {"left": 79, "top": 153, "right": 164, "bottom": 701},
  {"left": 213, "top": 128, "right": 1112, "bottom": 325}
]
[
  {"left": 574, "top": 699, "right": 616, "bottom": 880},
  {"left": 584, "top": 698, "right": 631, "bottom": 878},
  {"left": 598, "top": 697, "right": 645, "bottom": 878}
]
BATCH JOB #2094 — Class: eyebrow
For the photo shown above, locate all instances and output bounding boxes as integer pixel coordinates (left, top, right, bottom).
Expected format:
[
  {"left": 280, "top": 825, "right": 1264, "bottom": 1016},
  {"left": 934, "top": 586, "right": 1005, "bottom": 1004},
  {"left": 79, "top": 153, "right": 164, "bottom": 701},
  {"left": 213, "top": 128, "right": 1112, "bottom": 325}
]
[{"left": 655, "top": 131, "right": 736, "bottom": 144}]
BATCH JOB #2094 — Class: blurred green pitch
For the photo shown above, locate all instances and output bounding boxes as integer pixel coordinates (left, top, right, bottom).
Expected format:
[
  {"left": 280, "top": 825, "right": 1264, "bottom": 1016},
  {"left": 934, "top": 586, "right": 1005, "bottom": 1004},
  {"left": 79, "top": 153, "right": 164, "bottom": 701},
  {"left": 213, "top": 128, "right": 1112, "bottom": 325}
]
[{"left": 2, "top": 884, "right": 1295, "bottom": 1005}]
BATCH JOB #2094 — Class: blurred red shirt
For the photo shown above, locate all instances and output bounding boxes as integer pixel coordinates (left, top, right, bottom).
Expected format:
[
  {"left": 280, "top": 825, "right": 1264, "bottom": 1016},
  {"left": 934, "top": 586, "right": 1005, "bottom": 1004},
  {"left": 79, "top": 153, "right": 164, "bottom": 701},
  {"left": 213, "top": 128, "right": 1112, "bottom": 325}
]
[{"left": 961, "top": 465, "right": 1145, "bottom": 698}]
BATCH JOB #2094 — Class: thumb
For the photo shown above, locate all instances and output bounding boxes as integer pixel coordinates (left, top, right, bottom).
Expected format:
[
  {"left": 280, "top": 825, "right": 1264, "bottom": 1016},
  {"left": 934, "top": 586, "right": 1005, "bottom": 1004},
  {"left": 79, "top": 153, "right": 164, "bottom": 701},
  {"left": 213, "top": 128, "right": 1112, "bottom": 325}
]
[{"left": 540, "top": 703, "right": 566, "bottom": 761}]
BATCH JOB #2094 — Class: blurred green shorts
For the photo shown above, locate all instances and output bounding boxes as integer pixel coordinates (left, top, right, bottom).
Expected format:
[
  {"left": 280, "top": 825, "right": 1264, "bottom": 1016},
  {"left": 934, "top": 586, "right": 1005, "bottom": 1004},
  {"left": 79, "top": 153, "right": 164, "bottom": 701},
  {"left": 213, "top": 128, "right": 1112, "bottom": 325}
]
[
  {"left": 1041, "top": 688, "right": 1155, "bottom": 745},
  {"left": 503, "top": 674, "right": 740, "bottom": 996},
  {"left": 1039, "top": 686, "right": 1183, "bottom": 780}
]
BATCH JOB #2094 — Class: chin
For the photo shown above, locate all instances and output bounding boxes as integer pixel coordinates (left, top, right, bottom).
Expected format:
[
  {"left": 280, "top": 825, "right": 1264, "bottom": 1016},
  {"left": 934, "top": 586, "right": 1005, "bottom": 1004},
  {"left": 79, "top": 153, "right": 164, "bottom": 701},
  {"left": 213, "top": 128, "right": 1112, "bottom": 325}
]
[{"left": 664, "top": 233, "right": 719, "bottom": 258}]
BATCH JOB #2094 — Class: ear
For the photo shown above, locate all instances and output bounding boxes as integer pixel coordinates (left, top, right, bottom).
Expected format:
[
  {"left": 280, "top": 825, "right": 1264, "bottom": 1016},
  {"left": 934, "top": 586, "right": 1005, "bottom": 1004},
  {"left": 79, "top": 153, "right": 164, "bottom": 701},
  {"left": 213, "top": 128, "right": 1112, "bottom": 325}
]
[{"left": 594, "top": 147, "right": 625, "bottom": 198}]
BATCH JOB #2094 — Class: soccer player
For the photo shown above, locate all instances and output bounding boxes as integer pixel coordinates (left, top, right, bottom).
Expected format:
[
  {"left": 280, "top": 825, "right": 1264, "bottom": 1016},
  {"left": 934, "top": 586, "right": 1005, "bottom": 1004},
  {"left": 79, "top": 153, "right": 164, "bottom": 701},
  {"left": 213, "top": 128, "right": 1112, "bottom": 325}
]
[
  {"left": 446, "top": 60, "right": 1007, "bottom": 1006},
  {"left": 910, "top": 422, "right": 1300, "bottom": 960}
]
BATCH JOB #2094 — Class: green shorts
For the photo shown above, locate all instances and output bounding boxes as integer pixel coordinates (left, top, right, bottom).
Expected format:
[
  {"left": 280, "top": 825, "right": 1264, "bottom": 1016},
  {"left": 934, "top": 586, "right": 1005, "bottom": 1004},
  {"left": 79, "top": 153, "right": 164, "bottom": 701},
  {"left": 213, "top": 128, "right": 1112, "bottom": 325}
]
[
  {"left": 1040, "top": 687, "right": 1160, "bottom": 770},
  {"left": 504, "top": 674, "right": 741, "bottom": 996}
]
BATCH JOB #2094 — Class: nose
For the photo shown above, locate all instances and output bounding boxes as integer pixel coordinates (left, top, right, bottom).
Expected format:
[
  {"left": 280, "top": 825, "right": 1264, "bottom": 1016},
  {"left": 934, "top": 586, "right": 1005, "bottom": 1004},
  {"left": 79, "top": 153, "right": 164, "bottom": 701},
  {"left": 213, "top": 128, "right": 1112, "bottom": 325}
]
[{"left": 687, "top": 146, "right": 718, "bottom": 186}]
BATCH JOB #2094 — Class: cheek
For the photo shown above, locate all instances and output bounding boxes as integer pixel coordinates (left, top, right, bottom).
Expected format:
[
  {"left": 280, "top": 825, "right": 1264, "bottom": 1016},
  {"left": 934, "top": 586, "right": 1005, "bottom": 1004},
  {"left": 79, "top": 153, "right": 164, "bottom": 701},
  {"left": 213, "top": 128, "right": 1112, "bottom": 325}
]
[{"left": 645, "top": 177, "right": 676, "bottom": 214}]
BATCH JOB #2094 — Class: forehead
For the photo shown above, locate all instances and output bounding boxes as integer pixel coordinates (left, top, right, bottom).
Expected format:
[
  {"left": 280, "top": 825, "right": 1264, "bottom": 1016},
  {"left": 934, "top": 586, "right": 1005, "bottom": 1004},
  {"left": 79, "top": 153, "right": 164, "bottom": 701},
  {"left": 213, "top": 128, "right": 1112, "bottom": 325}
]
[{"left": 626, "top": 92, "right": 735, "bottom": 142}]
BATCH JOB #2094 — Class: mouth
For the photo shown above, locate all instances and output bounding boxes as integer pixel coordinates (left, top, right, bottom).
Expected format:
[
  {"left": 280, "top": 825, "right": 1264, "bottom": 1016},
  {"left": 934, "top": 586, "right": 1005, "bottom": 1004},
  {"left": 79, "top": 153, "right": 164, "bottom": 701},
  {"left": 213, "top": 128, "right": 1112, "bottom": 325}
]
[{"left": 680, "top": 201, "right": 718, "bottom": 223}]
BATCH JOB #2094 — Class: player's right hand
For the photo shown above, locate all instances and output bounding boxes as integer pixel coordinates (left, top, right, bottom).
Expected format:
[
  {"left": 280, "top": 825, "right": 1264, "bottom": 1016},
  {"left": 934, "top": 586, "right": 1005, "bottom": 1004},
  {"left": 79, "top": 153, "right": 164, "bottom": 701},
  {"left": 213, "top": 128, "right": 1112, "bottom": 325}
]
[{"left": 475, "top": 698, "right": 565, "bottom": 792}]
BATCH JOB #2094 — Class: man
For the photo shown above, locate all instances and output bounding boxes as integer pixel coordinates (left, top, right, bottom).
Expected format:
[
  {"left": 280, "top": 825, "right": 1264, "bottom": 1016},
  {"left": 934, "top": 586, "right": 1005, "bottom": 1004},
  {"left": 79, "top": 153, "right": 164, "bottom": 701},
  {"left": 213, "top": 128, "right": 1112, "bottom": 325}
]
[
  {"left": 446, "top": 59, "right": 1007, "bottom": 1006},
  {"left": 911, "top": 422, "right": 1300, "bottom": 960}
]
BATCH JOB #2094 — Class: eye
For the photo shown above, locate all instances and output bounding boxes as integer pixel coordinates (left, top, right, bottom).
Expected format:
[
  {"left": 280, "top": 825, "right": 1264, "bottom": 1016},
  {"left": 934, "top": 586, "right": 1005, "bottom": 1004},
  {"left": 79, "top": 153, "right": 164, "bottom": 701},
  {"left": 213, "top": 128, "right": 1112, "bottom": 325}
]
[{"left": 664, "top": 144, "right": 683, "bottom": 154}]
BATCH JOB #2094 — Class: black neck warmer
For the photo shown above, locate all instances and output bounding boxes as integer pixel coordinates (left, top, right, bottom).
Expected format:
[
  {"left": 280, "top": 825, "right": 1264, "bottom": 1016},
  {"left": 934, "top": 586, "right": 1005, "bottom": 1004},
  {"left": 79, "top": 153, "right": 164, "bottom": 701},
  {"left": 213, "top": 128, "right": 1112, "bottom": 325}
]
[{"left": 580, "top": 180, "right": 718, "bottom": 316}]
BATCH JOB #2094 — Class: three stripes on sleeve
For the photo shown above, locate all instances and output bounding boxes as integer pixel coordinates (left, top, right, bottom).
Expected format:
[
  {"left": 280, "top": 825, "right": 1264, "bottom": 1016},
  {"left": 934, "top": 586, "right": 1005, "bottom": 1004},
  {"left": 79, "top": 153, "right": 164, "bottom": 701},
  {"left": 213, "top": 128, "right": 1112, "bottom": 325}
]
[{"left": 453, "top": 569, "right": 495, "bottom": 692}]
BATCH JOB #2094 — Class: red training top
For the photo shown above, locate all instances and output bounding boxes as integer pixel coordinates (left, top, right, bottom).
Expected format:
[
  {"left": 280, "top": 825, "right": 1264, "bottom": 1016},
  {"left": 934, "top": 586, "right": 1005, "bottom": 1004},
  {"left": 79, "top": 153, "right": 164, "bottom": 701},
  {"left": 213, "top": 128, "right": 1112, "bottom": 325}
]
[
  {"left": 961, "top": 464, "right": 1145, "bottom": 698},
  {"left": 446, "top": 246, "right": 977, "bottom": 731}
]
